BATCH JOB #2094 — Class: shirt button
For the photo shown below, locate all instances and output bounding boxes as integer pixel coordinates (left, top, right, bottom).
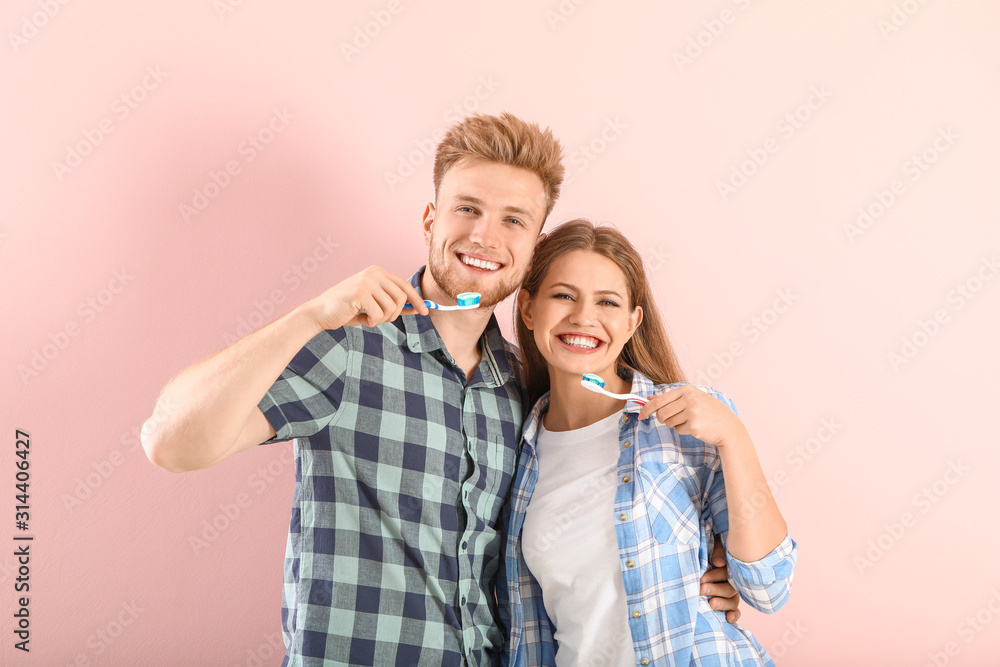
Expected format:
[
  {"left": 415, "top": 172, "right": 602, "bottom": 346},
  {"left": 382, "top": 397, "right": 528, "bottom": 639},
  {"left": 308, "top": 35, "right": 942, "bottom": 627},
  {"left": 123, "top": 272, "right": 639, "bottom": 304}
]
[
  {"left": 623, "top": 440, "right": 631, "bottom": 448},
  {"left": 626, "top": 560, "right": 635, "bottom": 568},
  {"left": 621, "top": 415, "right": 629, "bottom": 424},
  {"left": 619, "top": 513, "right": 628, "bottom": 521},
  {"left": 462, "top": 541, "right": 468, "bottom": 550},
  {"left": 641, "top": 659, "right": 650, "bottom": 666},
  {"left": 622, "top": 475, "right": 630, "bottom": 483},
  {"left": 633, "top": 610, "right": 641, "bottom": 619}
]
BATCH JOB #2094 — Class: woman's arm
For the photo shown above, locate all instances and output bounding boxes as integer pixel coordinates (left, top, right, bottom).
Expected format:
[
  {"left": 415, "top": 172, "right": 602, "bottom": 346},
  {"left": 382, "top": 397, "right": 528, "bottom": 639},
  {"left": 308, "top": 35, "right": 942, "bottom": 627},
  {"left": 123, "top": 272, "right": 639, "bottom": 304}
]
[{"left": 639, "top": 385, "right": 787, "bottom": 560}]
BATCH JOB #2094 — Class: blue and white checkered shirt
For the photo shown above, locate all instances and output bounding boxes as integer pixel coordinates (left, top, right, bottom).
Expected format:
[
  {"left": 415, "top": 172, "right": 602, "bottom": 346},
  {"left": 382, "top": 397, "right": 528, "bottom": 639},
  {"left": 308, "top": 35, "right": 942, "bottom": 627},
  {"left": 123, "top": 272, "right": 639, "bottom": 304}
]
[
  {"left": 259, "top": 268, "right": 524, "bottom": 666},
  {"left": 499, "top": 372, "right": 797, "bottom": 666}
]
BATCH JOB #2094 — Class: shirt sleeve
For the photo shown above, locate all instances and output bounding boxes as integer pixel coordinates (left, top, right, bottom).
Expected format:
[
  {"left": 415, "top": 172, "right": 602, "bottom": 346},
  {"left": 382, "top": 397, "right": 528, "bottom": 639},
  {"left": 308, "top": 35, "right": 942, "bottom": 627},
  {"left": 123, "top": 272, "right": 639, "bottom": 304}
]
[
  {"left": 256, "top": 327, "right": 352, "bottom": 444},
  {"left": 703, "top": 388, "right": 798, "bottom": 614},
  {"left": 724, "top": 532, "right": 798, "bottom": 614}
]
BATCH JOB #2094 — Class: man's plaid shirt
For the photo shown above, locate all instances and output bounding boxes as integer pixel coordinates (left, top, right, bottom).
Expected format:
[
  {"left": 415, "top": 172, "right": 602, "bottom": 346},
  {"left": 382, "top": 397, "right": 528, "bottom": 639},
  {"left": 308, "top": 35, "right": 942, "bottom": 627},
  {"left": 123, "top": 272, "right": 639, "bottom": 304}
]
[{"left": 258, "top": 269, "right": 523, "bottom": 666}]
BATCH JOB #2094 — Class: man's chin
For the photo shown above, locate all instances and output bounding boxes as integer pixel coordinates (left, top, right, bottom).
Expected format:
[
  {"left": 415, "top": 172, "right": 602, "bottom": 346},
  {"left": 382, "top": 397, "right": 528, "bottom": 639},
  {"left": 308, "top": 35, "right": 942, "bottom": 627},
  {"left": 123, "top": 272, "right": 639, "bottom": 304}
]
[{"left": 429, "top": 259, "right": 522, "bottom": 310}]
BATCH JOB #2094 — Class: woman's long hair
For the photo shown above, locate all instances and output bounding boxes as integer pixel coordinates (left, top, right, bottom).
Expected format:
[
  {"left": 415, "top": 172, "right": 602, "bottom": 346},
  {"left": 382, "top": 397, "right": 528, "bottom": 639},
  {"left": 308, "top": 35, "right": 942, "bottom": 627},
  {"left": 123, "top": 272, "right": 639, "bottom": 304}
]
[{"left": 515, "top": 219, "right": 686, "bottom": 407}]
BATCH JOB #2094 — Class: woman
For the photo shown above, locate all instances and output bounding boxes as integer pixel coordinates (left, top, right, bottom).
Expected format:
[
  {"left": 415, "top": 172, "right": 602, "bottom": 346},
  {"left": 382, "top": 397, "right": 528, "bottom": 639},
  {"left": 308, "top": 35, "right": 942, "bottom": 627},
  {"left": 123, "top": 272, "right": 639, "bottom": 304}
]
[{"left": 500, "top": 220, "right": 797, "bottom": 666}]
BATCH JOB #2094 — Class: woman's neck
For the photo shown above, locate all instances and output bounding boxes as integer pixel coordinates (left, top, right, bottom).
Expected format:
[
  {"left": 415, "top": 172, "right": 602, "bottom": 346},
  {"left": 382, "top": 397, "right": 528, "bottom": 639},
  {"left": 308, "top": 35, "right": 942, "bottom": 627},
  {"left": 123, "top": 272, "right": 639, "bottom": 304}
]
[{"left": 543, "top": 368, "right": 631, "bottom": 432}]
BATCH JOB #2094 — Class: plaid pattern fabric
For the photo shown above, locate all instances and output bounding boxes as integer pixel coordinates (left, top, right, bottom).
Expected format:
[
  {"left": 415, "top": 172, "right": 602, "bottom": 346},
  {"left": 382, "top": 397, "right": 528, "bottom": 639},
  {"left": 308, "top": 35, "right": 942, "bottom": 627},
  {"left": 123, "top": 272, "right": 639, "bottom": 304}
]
[
  {"left": 500, "top": 372, "right": 797, "bottom": 666},
  {"left": 258, "top": 268, "right": 524, "bottom": 667}
]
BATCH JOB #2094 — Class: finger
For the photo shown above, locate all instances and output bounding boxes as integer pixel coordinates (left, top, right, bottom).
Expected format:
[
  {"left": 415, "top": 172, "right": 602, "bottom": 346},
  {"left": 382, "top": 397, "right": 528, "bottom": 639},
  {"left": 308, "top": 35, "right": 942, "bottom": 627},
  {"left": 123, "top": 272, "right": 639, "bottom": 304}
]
[
  {"left": 389, "top": 274, "right": 429, "bottom": 315},
  {"left": 381, "top": 281, "right": 414, "bottom": 321},
  {"left": 700, "top": 566, "right": 729, "bottom": 584},
  {"left": 367, "top": 289, "right": 400, "bottom": 325},
  {"left": 637, "top": 395, "right": 669, "bottom": 421},
  {"left": 711, "top": 539, "right": 727, "bottom": 568},
  {"left": 708, "top": 593, "right": 740, "bottom": 612},
  {"left": 358, "top": 295, "right": 385, "bottom": 327},
  {"left": 701, "top": 580, "right": 737, "bottom": 599},
  {"left": 726, "top": 609, "right": 741, "bottom": 624},
  {"left": 637, "top": 389, "right": 681, "bottom": 420}
]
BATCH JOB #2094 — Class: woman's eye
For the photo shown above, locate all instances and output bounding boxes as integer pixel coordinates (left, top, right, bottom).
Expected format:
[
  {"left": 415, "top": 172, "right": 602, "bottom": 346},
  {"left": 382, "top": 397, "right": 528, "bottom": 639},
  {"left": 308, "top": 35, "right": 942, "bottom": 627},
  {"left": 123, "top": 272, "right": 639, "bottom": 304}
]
[
  {"left": 600, "top": 300, "right": 620, "bottom": 307},
  {"left": 553, "top": 293, "right": 572, "bottom": 300}
]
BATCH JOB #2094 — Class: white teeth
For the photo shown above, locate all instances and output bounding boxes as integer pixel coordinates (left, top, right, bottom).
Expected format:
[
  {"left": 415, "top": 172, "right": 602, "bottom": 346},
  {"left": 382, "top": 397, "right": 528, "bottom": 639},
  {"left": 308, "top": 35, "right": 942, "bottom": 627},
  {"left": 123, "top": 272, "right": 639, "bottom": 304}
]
[
  {"left": 561, "top": 335, "right": 599, "bottom": 349},
  {"left": 461, "top": 255, "right": 500, "bottom": 271}
]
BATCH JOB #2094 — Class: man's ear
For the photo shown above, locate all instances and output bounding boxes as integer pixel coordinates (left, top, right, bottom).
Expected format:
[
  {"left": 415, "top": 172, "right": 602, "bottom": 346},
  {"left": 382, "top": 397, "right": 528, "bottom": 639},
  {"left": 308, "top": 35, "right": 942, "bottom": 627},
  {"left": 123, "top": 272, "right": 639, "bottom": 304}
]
[
  {"left": 517, "top": 290, "right": 534, "bottom": 330},
  {"left": 535, "top": 231, "right": 546, "bottom": 247},
  {"left": 422, "top": 203, "right": 436, "bottom": 246}
]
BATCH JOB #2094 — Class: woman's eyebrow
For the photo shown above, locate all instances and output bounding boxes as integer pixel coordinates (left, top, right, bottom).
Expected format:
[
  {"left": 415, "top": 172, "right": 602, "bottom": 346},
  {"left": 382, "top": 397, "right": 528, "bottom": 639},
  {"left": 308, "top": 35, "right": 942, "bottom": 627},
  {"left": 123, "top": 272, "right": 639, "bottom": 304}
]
[{"left": 549, "top": 282, "right": 624, "bottom": 299}]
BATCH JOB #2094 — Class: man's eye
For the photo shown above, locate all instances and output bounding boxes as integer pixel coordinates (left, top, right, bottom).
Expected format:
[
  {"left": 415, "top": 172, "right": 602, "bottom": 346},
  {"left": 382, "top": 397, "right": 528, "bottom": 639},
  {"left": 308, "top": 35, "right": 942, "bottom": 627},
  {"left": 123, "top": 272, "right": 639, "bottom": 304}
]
[
  {"left": 458, "top": 206, "right": 476, "bottom": 214},
  {"left": 507, "top": 218, "right": 523, "bottom": 226}
]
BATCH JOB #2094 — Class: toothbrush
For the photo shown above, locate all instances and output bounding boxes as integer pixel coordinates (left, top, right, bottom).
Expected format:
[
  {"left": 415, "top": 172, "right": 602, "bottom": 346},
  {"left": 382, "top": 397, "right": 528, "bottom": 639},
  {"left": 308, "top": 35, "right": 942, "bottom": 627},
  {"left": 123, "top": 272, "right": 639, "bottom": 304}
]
[
  {"left": 406, "top": 292, "right": 481, "bottom": 312},
  {"left": 580, "top": 373, "right": 648, "bottom": 405}
]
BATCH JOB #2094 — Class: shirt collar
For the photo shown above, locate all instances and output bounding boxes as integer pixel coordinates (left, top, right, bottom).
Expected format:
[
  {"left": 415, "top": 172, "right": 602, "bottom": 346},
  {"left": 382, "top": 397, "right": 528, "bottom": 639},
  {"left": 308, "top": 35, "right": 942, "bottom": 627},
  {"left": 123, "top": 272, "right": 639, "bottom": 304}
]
[
  {"left": 402, "top": 267, "right": 514, "bottom": 388},
  {"left": 520, "top": 369, "right": 677, "bottom": 448}
]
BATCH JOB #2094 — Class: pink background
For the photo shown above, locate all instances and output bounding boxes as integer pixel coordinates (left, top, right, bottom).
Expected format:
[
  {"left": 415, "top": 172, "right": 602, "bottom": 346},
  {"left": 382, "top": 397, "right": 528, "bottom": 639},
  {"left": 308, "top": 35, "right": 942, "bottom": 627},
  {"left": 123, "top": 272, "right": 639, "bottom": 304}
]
[{"left": 3, "top": 1, "right": 998, "bottom": 665}]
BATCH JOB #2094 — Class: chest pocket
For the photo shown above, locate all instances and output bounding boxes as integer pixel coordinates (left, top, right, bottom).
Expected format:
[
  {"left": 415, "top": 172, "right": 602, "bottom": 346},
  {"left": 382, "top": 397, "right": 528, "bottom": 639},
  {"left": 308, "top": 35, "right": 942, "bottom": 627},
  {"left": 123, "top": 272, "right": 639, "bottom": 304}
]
[
  {"left": 480, "top": 436, "right": 518, "bottom": 527},
  {"left": 637, "top": 461, "right": 702, "bottom": 546}
]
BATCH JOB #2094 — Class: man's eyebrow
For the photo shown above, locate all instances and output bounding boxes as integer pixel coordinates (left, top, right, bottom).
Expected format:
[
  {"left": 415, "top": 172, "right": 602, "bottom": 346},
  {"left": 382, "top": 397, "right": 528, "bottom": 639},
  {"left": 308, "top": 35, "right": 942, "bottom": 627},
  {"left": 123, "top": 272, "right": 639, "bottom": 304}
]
[
  {"left": 452, "top": 195, "right": 537, "bottom": 223},
  {"left": 549, "top": 282, "right": 625, "bottom": 299}
]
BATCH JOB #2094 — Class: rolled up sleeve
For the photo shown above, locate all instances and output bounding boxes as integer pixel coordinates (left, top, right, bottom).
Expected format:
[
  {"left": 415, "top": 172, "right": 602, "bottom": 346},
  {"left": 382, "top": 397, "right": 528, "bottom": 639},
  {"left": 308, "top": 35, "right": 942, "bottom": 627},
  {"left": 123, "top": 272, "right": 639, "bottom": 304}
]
[{"left": 726, "top": 533, "right": 797, "bottom": 613}]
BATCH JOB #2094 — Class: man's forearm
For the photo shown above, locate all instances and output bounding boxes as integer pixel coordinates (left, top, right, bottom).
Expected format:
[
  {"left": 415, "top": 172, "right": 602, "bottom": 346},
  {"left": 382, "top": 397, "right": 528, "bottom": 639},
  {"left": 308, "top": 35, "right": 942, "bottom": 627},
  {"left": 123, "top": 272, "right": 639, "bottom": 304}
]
[{"left": 142, "top": 301, "right": 323, "bottom": 472}]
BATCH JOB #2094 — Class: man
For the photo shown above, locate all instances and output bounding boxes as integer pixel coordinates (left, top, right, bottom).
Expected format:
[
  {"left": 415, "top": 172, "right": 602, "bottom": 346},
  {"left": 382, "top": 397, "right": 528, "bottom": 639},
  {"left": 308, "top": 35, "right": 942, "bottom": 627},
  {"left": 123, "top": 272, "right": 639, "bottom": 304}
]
[{"left": 142, "top": 113, "right": 740, "bottom": 666}]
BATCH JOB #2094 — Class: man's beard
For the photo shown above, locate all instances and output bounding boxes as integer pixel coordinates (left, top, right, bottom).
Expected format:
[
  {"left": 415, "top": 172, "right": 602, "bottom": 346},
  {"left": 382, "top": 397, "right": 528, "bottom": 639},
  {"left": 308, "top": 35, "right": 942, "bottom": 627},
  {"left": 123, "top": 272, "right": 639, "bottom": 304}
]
[{"left": 426, "top": 242, "right": 523, "bottom": 310}]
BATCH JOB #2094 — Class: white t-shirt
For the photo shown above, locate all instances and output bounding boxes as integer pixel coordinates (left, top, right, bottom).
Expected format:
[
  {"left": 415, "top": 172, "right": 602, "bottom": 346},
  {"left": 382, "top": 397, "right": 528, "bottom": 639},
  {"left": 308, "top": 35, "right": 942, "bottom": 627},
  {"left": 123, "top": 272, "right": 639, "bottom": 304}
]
[{"left": 521, "top": 410, "right": 634, "bottom": 667}]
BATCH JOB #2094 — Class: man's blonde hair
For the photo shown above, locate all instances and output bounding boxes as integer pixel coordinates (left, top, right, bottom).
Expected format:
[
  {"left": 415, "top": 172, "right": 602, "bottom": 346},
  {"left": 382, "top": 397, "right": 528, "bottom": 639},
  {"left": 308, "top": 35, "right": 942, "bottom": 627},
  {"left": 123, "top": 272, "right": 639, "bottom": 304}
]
[{"left": 433, "top": 112, "right": 565, "bottom": 220}]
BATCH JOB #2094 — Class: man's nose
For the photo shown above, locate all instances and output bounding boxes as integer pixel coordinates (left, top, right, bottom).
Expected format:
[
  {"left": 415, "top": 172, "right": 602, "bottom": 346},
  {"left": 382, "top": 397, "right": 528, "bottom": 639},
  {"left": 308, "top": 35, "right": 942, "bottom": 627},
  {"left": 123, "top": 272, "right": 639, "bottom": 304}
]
[{"left": 468, "top": 218, "right": 500, "bottom": 248}]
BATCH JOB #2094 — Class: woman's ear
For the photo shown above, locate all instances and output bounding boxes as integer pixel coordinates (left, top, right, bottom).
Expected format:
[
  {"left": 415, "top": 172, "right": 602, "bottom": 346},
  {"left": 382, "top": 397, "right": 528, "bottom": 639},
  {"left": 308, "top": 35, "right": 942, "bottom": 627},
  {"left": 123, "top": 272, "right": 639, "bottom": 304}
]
[
  {"left": 627, "top": 305, "right": 643, "bottom": 339},
  {"left": 517, "top": 290, "right": 534, "bottom": 330}
]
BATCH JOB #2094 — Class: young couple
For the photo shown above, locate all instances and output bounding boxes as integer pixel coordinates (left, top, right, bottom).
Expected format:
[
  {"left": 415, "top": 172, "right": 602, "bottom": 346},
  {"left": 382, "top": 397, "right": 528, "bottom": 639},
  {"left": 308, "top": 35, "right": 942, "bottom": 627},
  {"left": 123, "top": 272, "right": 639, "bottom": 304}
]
[{"left": 143, "top": 112, "right": 796, "bottom": 666}]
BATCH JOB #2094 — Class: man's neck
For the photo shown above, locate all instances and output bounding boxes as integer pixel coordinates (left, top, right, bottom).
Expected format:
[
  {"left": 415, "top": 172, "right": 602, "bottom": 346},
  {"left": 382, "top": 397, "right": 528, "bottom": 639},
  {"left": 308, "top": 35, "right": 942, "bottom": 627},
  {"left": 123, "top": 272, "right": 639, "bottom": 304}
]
[{"left": 420, "top": 272, "right": 495, "bottom": 380}]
